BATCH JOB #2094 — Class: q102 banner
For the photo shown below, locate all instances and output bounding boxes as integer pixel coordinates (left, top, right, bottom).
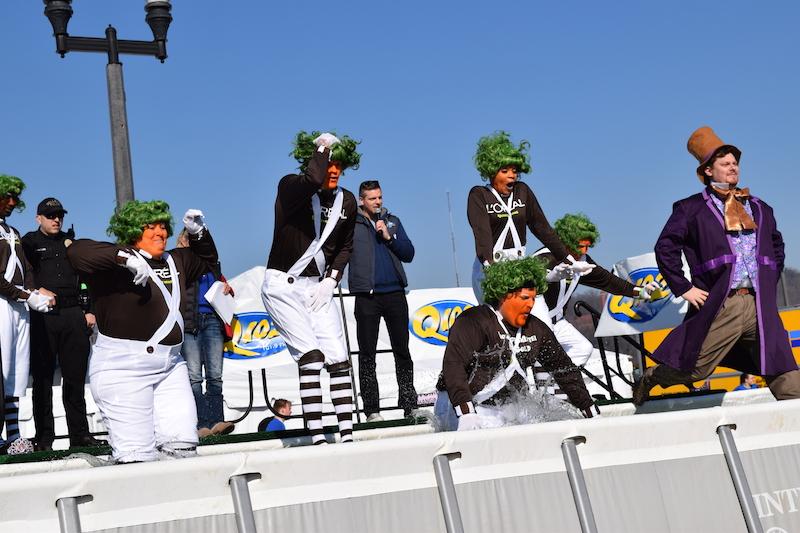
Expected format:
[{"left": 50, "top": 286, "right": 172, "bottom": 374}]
[{"left": 594, "top": 252, "right": 689, "bottom": 337}]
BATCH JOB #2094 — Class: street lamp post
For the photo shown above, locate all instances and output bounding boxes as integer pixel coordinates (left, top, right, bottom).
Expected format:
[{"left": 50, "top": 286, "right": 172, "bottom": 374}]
[{"left": 43, "top": 0, "right": 173, "bottom": 209}]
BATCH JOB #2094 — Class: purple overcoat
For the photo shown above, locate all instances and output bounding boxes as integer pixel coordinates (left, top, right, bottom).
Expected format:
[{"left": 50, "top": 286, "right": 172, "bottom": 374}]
[{"left": 652, "top": 187, "right": 797, "bottom": 376}]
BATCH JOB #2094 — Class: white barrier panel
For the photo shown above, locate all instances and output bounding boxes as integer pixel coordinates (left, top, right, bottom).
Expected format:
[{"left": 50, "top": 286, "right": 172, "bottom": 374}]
[{"left": 2, "top": 399, "right": 800, "bottom": 532}]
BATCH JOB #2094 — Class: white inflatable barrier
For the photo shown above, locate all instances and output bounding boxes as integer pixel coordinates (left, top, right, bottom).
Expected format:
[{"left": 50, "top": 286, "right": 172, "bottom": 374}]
[{"left": 2, "top": 398, "right": 800, "bottom": 533}]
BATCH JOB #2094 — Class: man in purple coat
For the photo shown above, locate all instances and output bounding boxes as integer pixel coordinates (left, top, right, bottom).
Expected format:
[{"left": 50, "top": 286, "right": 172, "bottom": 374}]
[{"left": 633, "top": 126, "right": 800, "bottom": 405}]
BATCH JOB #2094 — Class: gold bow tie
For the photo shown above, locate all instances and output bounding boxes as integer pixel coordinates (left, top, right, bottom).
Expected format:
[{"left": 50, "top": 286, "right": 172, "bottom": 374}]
[{"left": 714, "top": 187, "right": 757, "bottom": 232}]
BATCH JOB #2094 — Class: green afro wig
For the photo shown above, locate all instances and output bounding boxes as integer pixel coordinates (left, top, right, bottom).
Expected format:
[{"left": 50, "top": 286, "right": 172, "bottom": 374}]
[
  {"left": 107, "top": 200, "right": 173, "bottom": 245},
  {"left": 473, "top": 131, "right": 532, "bottom": 181},
  {"left": 292, "top": 130, "right": 362, "bottom": 173},
  {"left": 481, "top": 256, "right": 548, "bottom": 305},
  {"left": 0, "top": 174, "right": 26, "bottom": 211},
  {"left": 554, "top": 213, "right": 600, "bottom": 251}
]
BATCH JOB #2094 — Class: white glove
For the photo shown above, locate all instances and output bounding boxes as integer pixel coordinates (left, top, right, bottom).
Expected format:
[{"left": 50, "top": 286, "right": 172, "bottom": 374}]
[
  {"left": 309, "top": 277, "right": 337, "bottom": 312},
  {"left": 313, "top": 133, "right": 340, "bottom": 149},
  {"left": 567, "top": 255, "right": 596, "bottom": 276},
  {"left": 182, "top": 209, "right": 206, "bottom": 235},
  {"left": 26, "top": 291, "right": 52, "bottom": 313},
  {"left": 124, "top": 255, "right": 150, "bottom": 286},
  {"left": 635, "top": 280, "right": 661, "bottom": 301},
  {"left": 457, "top": 413, "right": 482, "bottom": 431},
  {"left": 545, "top": 262, "right": 571, "bottom": 282}
]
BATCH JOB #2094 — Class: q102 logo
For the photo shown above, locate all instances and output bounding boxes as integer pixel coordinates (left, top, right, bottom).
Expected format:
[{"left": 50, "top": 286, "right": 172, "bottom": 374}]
[
  {"left": 606, "top": 268, "right": 671, "bottom": 323},
  {"left": 224, "top": 311, "right": 287, "bottom": 359},
  {"left": 409, "top": 300, "right": 474, "bottom": 345}
]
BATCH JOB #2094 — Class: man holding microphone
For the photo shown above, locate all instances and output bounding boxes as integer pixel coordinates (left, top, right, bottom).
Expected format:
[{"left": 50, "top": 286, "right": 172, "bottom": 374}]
[{"left": 348, "top": 180, "right": 417, "bottom": 421}]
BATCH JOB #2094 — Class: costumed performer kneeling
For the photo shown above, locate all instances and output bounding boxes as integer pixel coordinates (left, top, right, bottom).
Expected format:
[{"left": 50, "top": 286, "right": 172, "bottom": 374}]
[
  {"left": 68, "top": 200, "right": 218, "bottom": 463},
  {"left": 435, "top": 256, "right": 599, "bottom": 431}
]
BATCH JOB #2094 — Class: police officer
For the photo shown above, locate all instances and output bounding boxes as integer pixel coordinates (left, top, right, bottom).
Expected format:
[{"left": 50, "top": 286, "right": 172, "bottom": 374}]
[{"left": 22, "top": 198, "right": 103, "bottom": 450}]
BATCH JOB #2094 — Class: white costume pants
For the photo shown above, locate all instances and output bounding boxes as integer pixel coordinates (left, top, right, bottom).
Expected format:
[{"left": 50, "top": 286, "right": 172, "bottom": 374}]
[
  {"left": 261, "top": 270, "right": 348, "bottom": 364},
  {"left": 0, "top": 299, "right": 30, "bottom": 397},
  {"left": 471, "top": 258, "right": 552, "bottom": 328},
  {"left": 553, "top": 319, "right": 594, "bottom": 366},
  {"left": 89, "top": 334, "right": 198, "bottom": 463},
  {"left": 534, "top": 319, "right": 594, "bottom": 398}
]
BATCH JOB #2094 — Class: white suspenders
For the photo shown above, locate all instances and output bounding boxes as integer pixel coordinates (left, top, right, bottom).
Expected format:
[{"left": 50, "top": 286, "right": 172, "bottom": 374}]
[
  {"left": 0, "top": 225, "right": 24, "bottom": 284},
  {"left": 131, "top": 250, "right": 184, "bottom": 346},
  {"left": 472, "top": 309, "right": 528, "bottom": 405},
  {"left": 287, "top": 189, "right": 344, "bottom": 278},
  {"left": 487, "top": 186, "right": 525, "bottom": 262}
]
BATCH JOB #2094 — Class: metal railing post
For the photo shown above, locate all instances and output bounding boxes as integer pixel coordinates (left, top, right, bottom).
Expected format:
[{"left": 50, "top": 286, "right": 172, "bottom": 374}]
[
  {"left": 336, "top": 287, "right": 363, "bottom": 423},
  {"left": 229, "top": 473, "right": 262, "bottom": 533},
  {"left": 717, "top": 424, "right": 764, "bottom": 533},
  {"left": 433, "top": 452, "right": 465, "bottom": 533},
  {"left": 561, "top": 436, "right": 598, "bottom": 533},
  {"left": 56, "top": 495, "right": 93, "bottom": 533}
]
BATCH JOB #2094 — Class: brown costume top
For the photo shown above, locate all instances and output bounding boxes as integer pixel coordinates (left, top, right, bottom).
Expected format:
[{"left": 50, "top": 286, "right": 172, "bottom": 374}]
[
  {"left": 437, "top": 305, "right": 594, "bottom": 412},
  {"left": 67, "top": 231, "right": 218, "bottom": 345},
  {"left": 0, "top": 221, "right": 34, "bottom": 301}
]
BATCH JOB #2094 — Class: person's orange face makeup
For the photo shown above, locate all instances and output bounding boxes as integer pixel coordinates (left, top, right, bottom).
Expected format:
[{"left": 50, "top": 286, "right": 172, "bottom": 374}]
[
  {"left": 499, "top": 287, "right": 536, "bottom": 328},
  {"left": 135, "top": 222, "right": 169, "bottom": 259},
  {"left": 323, "top": 161, "right": 344, "bottom": 190}
]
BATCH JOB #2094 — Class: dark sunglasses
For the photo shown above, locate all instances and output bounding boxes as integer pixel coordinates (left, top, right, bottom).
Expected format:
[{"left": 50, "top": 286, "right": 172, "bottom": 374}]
[{"left": 43, "top": 212, "right": 65, "bottom": 220}]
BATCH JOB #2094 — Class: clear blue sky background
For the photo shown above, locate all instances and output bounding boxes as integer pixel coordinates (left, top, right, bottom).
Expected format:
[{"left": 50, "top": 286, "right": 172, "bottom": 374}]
[{"left": 2, "top": 1, "right": 798, "bottom": 289}]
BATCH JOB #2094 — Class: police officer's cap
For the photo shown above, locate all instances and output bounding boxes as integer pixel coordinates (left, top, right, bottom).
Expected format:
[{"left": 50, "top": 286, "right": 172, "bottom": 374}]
[{"left": 37, "top": 197, "right": 68, "bottom": 217}]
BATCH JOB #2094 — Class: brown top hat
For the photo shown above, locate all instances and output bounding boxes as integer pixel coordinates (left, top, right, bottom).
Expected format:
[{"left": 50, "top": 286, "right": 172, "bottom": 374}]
[{"left": 687, "top": 126, "right": 741, "bottom": 183}]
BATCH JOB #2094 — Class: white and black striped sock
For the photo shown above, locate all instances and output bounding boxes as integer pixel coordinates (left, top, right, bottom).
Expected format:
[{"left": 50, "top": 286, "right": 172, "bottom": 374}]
[
  {"left": 4, "top": 396, "right": 21, "bottom": 443},
  {"left": 298, "top": 351, "right": 326, "bottom": 445},
  {"left": 329, "top": 369, "right": 354, "bottom": 443}
]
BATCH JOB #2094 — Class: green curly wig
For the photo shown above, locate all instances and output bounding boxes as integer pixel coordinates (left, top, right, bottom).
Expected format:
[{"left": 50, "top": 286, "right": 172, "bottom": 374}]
[
  {"left": 474, "top": 131, "right": 532, "bottom": 181},
  {"left": 292, "top": 130, "right": 362, "bottom": 173},
  {"left": 107, "top": 200, "right": 173, "bottom": 245},
  {"left": 554, "top": 213, "right": 600, "bottom": 251},
  {"left": 0, "top": 174, "right": 26, "bottom": 211},
  {"left": 481, "top": 256, "right": 548, "bottom": 305}
]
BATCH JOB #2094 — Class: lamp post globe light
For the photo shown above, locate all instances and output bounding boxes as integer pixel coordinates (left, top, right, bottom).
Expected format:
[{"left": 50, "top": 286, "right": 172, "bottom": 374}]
[{"left": 43, "top": 0, "right": 173, "bottom": 208}]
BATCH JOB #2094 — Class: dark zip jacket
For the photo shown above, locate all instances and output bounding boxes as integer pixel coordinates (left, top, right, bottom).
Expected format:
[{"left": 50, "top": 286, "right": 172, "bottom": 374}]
[
  {"left": 348, "top": 208, "right": 414, "bottom": 293},
  {"left": 180, "top": 260, "right": 223, "bottom": 334}
]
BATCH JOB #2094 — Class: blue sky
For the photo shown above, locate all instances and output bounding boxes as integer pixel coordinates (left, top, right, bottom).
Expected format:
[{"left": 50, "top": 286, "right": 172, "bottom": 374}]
[{"left": 2, "top": 1, "right": 799, "bottom": 288}]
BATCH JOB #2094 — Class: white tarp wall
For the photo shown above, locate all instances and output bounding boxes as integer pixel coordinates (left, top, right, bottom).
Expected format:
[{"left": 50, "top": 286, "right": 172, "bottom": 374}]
[
  {"left": 2, "top": 398, "right": 799, "bottom": 533},
  {"left": 595, "top": 252, "right": 690, "bottom": 337}
]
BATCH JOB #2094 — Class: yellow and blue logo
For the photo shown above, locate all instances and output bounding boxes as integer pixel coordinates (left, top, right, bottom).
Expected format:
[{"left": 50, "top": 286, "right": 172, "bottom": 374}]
[
  {"left": 606, "top": 268, "right": 671, "bottom": 323},
  {"left": 409, "top": 300, "right": 474, "bottom": 346},
  {"left": 223, "top": 311, "right": 287, "bottom": 360}
]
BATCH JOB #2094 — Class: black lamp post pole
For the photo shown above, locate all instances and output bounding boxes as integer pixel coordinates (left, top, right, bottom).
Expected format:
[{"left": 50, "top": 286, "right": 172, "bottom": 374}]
[
  {"left": 105, "top": 26, "right": 135, "bottom": 208},
  {"left": 43, "top": 0, "right": 173, "bottom": 209}
]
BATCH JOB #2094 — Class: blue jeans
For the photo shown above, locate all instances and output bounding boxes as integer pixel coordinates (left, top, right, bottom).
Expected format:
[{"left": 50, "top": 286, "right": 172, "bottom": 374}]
[
  {"left": 434, "top": 391, "right": 458, "bottom": 432},
  {"left": 182, "top": 313, "right": 225, "bottom": 429}
]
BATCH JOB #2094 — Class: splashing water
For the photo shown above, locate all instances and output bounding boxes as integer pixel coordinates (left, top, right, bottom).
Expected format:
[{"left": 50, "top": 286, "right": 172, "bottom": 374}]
[
  {"left": 497, "top": 386, "right": 583, "bottom": 425},
  {"left": 408, "top": 408, "right": 445, "bottom": 432},
  {"left": 429, "top": 338, "right": 585, "bottom": 431}
]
